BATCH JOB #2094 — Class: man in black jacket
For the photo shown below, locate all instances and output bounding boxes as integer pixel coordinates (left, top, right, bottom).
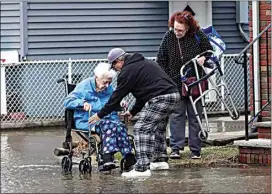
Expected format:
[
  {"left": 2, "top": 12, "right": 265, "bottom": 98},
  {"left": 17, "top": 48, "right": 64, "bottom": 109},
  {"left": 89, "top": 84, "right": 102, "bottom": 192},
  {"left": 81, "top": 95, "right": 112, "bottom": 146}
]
[{"left": 89, "top": 48, "right": 180, "bottom": 177}]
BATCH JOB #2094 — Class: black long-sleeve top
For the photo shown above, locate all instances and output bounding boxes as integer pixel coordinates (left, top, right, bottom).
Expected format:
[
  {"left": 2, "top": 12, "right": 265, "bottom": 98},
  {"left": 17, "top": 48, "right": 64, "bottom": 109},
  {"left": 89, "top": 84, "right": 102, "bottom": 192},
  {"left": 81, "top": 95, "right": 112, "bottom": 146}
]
[
  {"left": 97, "top": 53, "right": 178, "bottom": 118},
  {"left": 156, "top": 29, "right": 213, "bottom": 94}
]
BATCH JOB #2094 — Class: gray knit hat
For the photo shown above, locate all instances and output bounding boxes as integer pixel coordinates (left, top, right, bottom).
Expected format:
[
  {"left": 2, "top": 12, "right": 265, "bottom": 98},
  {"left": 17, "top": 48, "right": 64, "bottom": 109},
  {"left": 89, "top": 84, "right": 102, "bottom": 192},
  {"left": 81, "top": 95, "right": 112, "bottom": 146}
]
[{"left": 107, "top": 48, "right": 126, "bottom": 64}]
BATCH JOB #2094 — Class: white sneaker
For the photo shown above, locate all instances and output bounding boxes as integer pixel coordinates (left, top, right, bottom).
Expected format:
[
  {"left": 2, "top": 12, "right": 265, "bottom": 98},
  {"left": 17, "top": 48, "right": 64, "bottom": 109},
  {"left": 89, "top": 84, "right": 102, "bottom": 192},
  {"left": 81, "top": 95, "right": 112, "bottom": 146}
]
[
  {"left": 150, "top": 162, "right": 169, "bottom": 171},
  {"left": 121, "top": 169, "right": 151, "bottom": 177}
]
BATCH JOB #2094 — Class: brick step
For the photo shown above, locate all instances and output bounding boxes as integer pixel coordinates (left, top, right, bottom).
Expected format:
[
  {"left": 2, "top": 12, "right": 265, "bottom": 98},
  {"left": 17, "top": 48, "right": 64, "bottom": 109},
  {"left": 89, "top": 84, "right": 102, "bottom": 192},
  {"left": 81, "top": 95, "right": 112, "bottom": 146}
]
[
  {"left": 234, "top": 139, "right": 271, "bottom": 165},
  {"left": 258, "top": 128, "right": 271, "bottom": 139},
  {"left": 239, "top": 147, "right": 271, "bottom": 165},
  {"left": 254, "top": 121, "right": 271, "bottom": 139}
]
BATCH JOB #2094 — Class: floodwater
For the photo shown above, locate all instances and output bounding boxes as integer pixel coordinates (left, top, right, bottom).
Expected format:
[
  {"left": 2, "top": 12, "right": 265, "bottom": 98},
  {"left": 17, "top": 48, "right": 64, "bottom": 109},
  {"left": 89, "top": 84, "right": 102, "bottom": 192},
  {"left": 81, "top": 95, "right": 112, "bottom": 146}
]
[{"left": 1, "top": 128, "right": 271, "bottom": 193}]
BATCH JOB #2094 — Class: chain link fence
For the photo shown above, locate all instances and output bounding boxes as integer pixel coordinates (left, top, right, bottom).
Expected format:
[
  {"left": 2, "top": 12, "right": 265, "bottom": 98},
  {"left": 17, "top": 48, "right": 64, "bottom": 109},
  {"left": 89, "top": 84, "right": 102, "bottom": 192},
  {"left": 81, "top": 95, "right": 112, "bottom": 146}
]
[
  {"left": 205, "top": 54, "right": 250, "bottom": 112},
  {"left": 0, "top": 54, "right": 250, "bottom": 125}
]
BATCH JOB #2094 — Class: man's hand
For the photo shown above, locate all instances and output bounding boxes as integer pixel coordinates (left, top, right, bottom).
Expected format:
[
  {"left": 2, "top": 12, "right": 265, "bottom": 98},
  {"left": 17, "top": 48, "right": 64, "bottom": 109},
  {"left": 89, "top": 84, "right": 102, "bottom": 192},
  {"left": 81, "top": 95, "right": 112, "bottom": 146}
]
[
  {"left": 121, "top": 110, "right": 133, "bottom": 120},
  {"left": 120, "top": 100, "right": 128, "bottom": 112},
  {"left": 120, "top": 100, "right": 128, "bottom": 109},
  {"left": 88, "top": 113, "right": 100, "bottom": 124},
  {"left": 197, "top": 56, "right": 206, "bottom": 66},
  {"left": 83, "top": 102, "right": 91, "bottom": 111}
]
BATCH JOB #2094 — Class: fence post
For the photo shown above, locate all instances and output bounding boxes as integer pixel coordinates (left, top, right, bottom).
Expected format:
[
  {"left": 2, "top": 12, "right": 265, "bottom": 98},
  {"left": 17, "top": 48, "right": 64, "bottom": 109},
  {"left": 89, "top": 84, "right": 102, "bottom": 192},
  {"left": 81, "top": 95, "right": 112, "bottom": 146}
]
[
  {"left": 220, "top": 55, "right": 225, "bottom": 111},
  {"left": 68, "top": 58, "right": 72, "bottom": 84}
]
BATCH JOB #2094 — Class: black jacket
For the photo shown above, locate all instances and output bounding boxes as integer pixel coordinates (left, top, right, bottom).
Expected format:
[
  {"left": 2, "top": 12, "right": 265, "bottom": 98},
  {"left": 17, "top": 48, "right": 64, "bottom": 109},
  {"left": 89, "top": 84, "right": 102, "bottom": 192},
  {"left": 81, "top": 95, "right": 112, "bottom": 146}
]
[{"left": 97, "top": 53, "right": 178, "bottom": 118}]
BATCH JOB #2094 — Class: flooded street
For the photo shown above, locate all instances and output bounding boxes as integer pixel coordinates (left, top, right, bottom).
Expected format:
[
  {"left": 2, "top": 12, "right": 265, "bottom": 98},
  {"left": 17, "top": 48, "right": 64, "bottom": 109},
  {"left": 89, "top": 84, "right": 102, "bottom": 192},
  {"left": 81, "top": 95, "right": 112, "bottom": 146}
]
[{"left": 1, "top": 128, "right": 271, "bottom": 193}]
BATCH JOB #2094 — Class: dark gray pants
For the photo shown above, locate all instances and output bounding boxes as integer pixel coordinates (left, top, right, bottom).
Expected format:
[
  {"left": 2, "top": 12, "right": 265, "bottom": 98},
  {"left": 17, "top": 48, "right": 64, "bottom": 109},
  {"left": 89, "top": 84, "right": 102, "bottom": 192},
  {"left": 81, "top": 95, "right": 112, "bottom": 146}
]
[{"left": 169, "top": 98, "right": 203, "bottom": 153}]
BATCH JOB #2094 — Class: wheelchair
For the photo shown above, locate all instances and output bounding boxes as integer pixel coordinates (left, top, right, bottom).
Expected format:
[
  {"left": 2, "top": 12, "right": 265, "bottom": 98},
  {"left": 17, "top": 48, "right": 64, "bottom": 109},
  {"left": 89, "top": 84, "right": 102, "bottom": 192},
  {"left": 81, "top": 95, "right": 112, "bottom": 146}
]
[{"left": 55, "top": 78, "right": 136, "bottom": 174}]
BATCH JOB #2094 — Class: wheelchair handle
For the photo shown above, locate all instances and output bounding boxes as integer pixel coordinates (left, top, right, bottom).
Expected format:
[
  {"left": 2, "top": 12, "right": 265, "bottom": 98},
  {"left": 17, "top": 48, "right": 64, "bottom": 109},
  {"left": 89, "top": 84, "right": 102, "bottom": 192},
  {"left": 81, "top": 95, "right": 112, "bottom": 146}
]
[
  {"left": 180, "top": 50, "right": 215, "bottom": 78},
  {"left": 57, "top": 78, "right": 66, "bottom": 84},
  {"left": 88, "top": 108, "right": 92, "bottom": 116}
]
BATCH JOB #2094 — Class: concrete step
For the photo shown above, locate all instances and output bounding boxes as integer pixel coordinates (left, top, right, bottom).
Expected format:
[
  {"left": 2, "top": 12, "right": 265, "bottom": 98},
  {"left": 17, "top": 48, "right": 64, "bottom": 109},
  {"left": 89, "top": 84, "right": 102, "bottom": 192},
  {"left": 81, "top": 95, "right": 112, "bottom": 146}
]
[
  {"left": 253, "top": 121, "right": 271, "bottom": 128},
  {"left": 233, "top": 139, "right": 271, "bottom": 148}
]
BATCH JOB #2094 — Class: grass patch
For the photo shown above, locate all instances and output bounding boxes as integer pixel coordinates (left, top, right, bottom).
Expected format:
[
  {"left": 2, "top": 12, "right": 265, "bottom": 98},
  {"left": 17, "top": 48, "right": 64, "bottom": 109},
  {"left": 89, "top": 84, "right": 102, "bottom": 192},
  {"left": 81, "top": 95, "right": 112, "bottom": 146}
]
[
  {"left": 114, "top": 145, "right": 240, "bottom": 168},
  {"left": 168, "top": 145, "right": 240, "bottom": 167}
]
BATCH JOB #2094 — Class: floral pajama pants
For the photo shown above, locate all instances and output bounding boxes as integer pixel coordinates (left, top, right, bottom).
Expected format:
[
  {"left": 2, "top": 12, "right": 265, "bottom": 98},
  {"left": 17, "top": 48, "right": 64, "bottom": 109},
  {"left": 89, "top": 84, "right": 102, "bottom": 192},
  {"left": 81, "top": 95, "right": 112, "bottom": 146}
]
[{"left": 95, "top": 119, "right": 132, "bottom": 157}]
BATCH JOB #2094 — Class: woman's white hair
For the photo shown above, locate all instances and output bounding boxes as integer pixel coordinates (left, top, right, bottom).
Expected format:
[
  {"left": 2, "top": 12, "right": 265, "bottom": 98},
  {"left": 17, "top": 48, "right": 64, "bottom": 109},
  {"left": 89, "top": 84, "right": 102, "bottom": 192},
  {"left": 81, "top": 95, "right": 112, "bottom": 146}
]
[{"left": 93, "top": 62, "right": 117, "bottom": 79}]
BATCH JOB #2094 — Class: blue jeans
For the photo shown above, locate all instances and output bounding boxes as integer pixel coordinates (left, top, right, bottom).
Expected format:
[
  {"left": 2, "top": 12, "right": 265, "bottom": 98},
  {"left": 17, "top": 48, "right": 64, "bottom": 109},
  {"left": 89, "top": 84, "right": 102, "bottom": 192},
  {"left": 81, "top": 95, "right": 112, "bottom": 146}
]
[{"left": 169, "top": 98, "right": 203, "bottom": 153}]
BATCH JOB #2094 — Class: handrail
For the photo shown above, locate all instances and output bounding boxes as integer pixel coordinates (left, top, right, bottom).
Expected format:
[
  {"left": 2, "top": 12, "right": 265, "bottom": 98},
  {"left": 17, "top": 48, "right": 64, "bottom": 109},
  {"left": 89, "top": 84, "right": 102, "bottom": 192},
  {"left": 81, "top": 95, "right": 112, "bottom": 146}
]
[
  {"left": 234, "top": 23, "right": 271, "bottom": 141},
  {"left": 235, "top": 23, "right": 271, "bottom": 61}
]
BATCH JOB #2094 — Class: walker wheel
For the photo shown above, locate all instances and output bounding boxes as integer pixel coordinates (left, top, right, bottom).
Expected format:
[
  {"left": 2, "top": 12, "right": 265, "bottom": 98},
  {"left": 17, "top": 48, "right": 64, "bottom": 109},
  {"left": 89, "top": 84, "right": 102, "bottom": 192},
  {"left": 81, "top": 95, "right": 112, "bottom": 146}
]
[
  {"left": 231, "top": 110, "right": 240, "bottom": 120},
  {"left": 61, "top": 156, "right": 72, "bottom": 173},
  {"left": 79, "top": 157, "right": 92, "bottom": 174},
  {"left": 198, "top": 131, "right": 208, "bottom": 141}
]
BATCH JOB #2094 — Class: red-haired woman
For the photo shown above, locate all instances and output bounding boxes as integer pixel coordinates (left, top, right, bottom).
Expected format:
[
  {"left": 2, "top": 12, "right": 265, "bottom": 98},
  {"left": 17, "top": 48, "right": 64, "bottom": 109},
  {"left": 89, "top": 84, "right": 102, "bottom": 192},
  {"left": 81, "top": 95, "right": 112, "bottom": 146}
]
[{"left": 156, "top": 11, "right": 212, "bottom": 159}]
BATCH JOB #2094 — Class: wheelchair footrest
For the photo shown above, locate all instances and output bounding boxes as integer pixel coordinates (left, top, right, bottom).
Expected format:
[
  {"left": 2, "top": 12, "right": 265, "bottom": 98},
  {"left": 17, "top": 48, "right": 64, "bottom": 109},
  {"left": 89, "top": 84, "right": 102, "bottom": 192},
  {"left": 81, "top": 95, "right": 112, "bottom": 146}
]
[
  {"left": 98, "top": 162, "right": 119, "bottom": 172},
  {"left": 54, "top": 148, "right": 69, "bottom": 156}
]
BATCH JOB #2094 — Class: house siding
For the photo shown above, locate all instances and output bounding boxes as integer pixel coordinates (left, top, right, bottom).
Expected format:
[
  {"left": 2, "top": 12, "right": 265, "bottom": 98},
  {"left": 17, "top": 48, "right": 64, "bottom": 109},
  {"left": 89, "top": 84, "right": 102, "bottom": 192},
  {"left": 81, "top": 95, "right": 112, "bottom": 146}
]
[
  {"left": 1, "top": 1, "right": 251, "bottom": 59},
  {"left": 0, "top": 2, "right": 20, "bottom": 52},
  {"left": 212, "top": 1, "right": 249, "bottom": 54},
  {"left": 26, "top": 1, "right": 169, "bottom": 60}
]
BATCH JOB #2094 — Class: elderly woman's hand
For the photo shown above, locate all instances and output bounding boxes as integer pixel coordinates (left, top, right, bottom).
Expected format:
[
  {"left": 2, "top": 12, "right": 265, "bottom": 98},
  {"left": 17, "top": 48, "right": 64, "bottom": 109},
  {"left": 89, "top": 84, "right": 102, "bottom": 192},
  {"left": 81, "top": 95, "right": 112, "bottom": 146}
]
[
  {"left": 88, "top": 113, "right": 101, "bottom": 124},
  {"left": 121, "top": 111, "right": 133, "bottom": 120},
  {"left": 83, "top": 102, "right": 91, "bottom": 111},
  {"left": 197, "top": 56, "right": 206, "bottom": 66}
]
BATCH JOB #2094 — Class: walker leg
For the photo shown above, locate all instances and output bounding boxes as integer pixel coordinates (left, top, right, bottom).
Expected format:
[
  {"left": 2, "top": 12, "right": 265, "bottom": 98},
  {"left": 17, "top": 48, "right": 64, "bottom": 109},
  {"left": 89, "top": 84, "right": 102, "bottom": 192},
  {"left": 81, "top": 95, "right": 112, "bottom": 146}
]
[{"left": 189, "top": 96, "right": 208, "bottom": 141}]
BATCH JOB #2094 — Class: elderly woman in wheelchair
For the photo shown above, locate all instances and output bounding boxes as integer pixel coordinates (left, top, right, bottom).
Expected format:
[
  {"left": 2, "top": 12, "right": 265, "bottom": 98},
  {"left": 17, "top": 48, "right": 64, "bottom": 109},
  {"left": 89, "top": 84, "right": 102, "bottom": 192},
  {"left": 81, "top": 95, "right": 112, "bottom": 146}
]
[{"left": 63, "top": 62, "right": 136, "bottom": 173}]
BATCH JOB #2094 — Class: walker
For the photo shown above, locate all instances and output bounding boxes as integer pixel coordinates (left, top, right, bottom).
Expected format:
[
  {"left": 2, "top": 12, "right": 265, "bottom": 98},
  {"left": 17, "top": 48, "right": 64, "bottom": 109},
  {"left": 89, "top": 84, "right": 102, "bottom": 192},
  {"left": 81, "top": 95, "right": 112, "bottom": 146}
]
[{"left": 180, "top": 50, "right": 240, "bottom": 141}]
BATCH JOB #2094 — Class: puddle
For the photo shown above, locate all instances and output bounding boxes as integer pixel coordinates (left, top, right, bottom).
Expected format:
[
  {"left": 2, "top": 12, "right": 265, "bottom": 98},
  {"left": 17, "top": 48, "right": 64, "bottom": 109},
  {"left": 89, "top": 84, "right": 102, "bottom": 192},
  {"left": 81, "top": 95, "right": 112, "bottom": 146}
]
[{"left": 1, "top": 128, "right": 270, "bottom": 193}]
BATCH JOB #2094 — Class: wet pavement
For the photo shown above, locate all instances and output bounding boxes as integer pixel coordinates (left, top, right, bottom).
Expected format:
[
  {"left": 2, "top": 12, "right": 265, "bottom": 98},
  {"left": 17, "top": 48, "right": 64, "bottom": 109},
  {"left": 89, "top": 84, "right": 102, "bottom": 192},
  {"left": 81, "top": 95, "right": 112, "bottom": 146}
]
[{"left": 1, "top": 128, "right": 271, "bottom": 193}]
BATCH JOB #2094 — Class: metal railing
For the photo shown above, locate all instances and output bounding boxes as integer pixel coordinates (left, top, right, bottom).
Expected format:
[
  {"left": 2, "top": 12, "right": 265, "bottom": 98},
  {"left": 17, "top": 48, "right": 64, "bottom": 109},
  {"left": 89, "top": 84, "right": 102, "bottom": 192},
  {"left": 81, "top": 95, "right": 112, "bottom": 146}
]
[
  {"left": 235, "top": 23, "right": 271, "bottom": 140},
  {"left": 0, "top": 54, "right": 249, "bottom": 125}
]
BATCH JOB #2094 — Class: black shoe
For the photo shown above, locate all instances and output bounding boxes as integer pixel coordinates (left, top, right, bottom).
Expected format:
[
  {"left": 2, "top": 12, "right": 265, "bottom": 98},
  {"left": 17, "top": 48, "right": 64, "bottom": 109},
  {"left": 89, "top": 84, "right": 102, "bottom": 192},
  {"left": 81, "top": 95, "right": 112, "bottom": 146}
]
[
  {"left": 191, "top": 151, "right": 201, "bottom": 159},
  {"left": 170, "top": 150, "right": 181, "bottom": 159},
  {"left": 98, "top": 153, "right": 117, "bottom": 172},
  {"left": 98, "top": 162, "right": 117, "bottom": 172},
  {"left": 123, "top": 153, "right": 136, "bottom": 172}
]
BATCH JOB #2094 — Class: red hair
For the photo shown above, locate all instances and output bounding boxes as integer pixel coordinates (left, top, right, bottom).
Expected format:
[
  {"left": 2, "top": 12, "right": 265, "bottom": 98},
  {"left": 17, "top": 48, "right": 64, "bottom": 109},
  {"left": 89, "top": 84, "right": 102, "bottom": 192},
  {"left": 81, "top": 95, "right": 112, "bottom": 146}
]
[{"left": 168, "top": 11, "right": 200, "bottom": 36}]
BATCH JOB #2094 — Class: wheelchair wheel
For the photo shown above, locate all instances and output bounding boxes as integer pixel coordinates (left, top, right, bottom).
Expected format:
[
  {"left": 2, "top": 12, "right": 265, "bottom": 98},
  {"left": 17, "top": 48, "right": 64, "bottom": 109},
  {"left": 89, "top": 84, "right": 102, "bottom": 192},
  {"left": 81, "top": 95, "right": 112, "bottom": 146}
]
[
  {"left": 231, "top": 110, "right": 240, "bottom": 120},
  {"left": 79, "top": 157, "right": 92, "bottom": 174},
  {"left": 198, "top": 131, "right": 208, "bottom": 141},
  {"left": 61, "top": 156, "right": 72, "bottom": 173}
]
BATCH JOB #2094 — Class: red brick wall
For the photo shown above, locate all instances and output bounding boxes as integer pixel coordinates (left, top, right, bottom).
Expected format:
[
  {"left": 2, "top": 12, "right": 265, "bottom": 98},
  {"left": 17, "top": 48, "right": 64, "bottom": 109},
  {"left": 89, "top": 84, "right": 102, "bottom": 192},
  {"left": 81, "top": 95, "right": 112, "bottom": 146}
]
[
  {"left": 249, "top": 1, "right": 271, "bottom": 121},
  {"left": 258, "top": 127, "right": 272, "bottom": 139},
  {"left": 239, "top": 147, "right": 271, "bottom": 165}
]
